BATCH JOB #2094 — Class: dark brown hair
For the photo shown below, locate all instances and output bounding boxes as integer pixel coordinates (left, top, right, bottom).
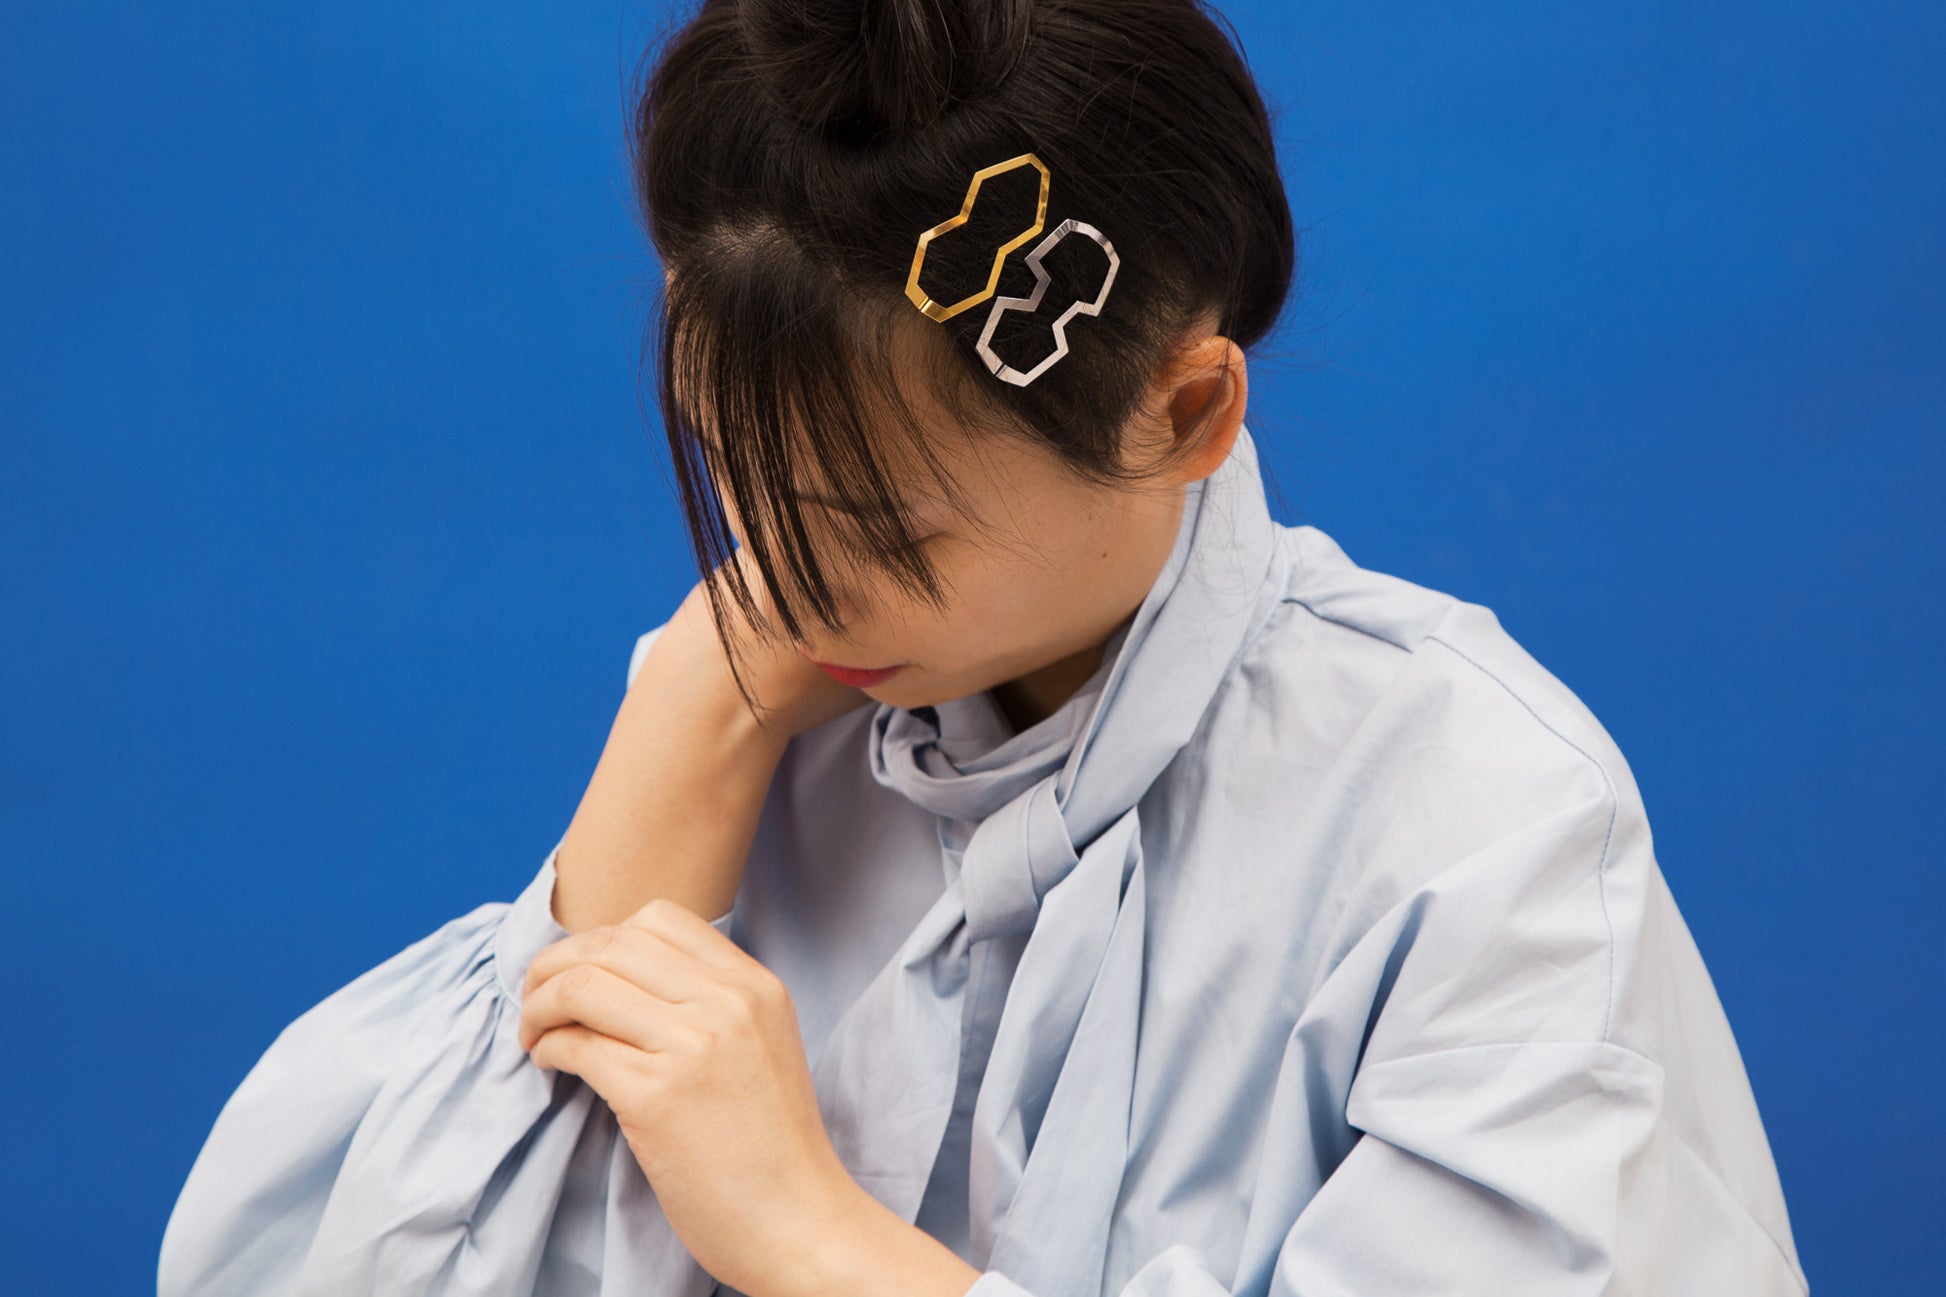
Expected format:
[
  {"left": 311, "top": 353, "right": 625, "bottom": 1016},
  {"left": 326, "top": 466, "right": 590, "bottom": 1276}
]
[{"left": 627, "top": 0, "right": 1296, "bottom": 695}]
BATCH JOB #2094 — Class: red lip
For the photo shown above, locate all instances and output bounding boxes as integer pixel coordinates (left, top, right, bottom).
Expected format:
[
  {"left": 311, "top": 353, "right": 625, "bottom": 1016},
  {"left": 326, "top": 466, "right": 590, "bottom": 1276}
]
[{"left": 802, "top": 654, "right": 906, "bottom": 688}]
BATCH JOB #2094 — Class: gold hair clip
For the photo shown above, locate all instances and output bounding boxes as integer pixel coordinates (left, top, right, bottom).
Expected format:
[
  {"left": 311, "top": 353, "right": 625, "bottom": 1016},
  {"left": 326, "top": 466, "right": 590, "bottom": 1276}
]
[{"left": 905, "top": 152, "right": 1050, "bottom": 322}]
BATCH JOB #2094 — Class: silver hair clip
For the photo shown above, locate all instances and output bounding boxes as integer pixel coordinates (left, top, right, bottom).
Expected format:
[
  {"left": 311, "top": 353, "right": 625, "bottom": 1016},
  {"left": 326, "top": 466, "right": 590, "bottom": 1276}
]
[{"left": 975, "top": 218, "right": 1120, "bottom": 388}]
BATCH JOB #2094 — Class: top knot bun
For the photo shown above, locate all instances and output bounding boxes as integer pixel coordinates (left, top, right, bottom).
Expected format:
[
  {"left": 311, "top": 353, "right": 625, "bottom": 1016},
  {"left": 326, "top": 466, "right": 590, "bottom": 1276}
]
[{"left": 737, "top": 0, "right": 1036, "bottom": 139}]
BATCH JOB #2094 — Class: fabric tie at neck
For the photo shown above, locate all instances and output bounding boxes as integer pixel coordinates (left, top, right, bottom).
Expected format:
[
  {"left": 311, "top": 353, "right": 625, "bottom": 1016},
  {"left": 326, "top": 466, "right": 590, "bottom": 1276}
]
[{"left": 811, "top": 423, "right": 1283, "bottom": 1293}]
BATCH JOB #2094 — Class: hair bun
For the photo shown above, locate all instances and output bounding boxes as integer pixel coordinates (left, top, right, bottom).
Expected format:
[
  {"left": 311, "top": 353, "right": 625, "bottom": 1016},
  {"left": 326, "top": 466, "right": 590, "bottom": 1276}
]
[{"left": 737, "top": 0, "right": 1035, "bottom": 139}]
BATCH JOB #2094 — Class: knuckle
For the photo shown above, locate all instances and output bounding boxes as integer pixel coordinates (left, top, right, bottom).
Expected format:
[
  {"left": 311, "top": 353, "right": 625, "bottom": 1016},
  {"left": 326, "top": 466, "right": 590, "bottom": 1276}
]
[
  {"left": 681, "top": 1022, "right": 718, "bottom": 1058},
  {"left": 724, "top": 980, "right": 765, "bottom": 1022},
  {"left": 751, "top": 968, "right": 788, "bottom": 1009},
  {"left": 637, "top": 1060, "right": 677, "bottom": 1100}
]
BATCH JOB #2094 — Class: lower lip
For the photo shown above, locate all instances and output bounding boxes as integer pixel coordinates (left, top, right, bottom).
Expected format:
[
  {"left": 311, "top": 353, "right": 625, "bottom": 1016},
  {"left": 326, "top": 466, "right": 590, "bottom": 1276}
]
[{"left": 808, "top": 660, "right": 906, "bottom": 688}]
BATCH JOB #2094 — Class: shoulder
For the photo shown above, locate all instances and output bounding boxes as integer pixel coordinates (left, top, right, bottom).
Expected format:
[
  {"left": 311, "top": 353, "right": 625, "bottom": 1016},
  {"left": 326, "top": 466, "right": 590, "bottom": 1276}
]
[
  {"left": 1184, "top": 526, "right": 1663, "bottom": 1047},
  {"left": 1203, "top": 524, "right": 1646, "bottom": 878}
]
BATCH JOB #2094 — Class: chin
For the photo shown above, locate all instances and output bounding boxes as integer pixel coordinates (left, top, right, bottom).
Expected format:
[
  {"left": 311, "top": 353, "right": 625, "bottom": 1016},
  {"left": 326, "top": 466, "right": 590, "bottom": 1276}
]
[
  {"left": 862, "top": 678, "right": 940, "bottom": 710},
  {"left": 863, "top": 668, "right": 972, "bottom": 712}
]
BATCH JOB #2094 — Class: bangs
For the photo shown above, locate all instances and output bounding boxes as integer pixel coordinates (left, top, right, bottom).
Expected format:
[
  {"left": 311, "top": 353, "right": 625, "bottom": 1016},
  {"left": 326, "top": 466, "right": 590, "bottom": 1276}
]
[{"left": 651, "top": 225, "right": 1005, "bottom": 648}]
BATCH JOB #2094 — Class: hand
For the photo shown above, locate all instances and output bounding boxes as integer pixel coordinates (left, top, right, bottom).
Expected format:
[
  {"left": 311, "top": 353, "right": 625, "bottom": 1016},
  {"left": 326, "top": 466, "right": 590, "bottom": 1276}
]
[
  {"left": 651, "top": 544, "right": 875, "bottom": 746},
  {"left": 518, "top": 896, "right": 864, "bottom": 1296}
]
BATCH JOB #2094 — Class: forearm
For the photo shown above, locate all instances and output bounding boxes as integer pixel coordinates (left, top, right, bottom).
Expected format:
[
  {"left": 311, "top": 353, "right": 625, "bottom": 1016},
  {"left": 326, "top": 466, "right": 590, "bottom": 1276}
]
[
  {"left": 550, "top": 634, "right": 786, "bottom": 933},
  {"left": 759, "top": 1178, "right": 984, "bottom": 1297}
]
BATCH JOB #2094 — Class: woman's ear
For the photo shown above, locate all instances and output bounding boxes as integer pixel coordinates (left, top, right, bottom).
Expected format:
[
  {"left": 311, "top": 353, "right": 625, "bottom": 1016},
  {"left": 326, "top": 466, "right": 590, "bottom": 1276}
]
[{"left": 1162, "top": 333, "right": 1248, "bottom": 484}]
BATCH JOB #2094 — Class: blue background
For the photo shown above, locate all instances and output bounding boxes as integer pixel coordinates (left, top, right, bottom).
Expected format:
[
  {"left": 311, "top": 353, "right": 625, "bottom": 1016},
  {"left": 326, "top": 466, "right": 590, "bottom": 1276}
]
[{"left": 3, "top": 2, "right": 1937, "bottom": 1291}]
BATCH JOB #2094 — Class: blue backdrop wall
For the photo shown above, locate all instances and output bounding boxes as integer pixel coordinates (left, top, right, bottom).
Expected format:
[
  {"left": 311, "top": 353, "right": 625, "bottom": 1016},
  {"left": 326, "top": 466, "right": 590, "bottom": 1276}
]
[{"left": 3, "top": 2, "right": 1938, "bottom": 1292}]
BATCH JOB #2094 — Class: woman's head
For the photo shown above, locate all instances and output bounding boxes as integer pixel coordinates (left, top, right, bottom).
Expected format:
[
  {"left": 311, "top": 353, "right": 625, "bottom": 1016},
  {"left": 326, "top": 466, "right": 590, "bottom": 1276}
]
[{"left": 629, "top": 0, "right": 1294, "bottom": 714}]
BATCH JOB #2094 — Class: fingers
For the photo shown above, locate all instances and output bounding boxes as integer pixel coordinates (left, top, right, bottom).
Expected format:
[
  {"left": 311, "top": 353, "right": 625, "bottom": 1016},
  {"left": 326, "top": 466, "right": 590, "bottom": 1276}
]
[
  {"left": 518, "top": 901, "right": 785, "bottom": 1067},
  {"left": 526, "top": 1021, "right": 635, "bottom": 1084},
  {"left": 518, "top": 961, "right": 695, "bottom": 1055},
  {"left": 628, "top": 896, "right": 754, "bottom": 975},
  {"left": 521, "top": 915, "right": 718, "bottom": 1006}
]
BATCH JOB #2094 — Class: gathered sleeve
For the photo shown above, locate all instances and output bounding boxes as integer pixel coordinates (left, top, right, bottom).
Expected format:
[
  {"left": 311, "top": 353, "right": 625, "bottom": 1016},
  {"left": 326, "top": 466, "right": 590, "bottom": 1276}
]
[
  {"left": 159, "top": 624, "right": 736, "bottom": 1297},
  {"left": 158, "top": 843, "right": 734, "bottom": 1297}
]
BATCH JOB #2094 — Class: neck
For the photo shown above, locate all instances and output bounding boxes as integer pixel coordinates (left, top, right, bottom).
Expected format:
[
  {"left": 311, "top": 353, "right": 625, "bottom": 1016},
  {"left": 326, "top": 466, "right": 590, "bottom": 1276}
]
[
  {"left": 988, "top": 485, "right": 1187, "bottom": 733},
  {"left": 987, "top": 643, "right": 1106, "bottom": 734},
  {"left": 987, "top": 607, "right": 1139, "bottom": 733}
]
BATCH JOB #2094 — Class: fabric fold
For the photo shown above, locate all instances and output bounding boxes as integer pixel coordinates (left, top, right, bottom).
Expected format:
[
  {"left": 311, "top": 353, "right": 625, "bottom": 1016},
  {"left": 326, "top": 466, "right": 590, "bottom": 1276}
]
[
  {"left": 160, "top": 414, "right": 1807, "bottom": 1297},
  {"left": 158, "top": 844, "right": 730, "bottom": 1297},
  {"left": 810, "top": 425, "right": 1284, "bottom": 1291}
]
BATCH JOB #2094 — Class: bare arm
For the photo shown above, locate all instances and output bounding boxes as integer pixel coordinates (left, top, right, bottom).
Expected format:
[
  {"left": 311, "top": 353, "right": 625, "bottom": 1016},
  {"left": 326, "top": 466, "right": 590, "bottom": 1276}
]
[
  {"left": 532, "top": 556, "right": 971, "bottom": 1296},
  {"left": 551, "top": 645, "right": 781, "bottom": 932},
  {"left": 550, "top": 561, "right": 868, "bottom": 934}
]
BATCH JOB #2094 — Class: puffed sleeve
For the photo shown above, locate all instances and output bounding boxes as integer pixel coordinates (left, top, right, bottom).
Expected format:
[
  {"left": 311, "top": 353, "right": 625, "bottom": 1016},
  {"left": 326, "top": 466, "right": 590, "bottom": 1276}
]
[{"left": 159, "top": 623, "right": 735, "bottom": 1297}]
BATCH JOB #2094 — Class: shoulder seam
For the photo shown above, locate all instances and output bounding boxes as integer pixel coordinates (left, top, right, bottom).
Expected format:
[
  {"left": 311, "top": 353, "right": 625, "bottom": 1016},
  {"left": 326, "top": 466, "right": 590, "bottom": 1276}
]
[
  {"left": 1280, "top": 593, "right": 1415, "bottom": 652},
  {"left": 1421, "top": 632, "right": 1621, "bottom": 1045}
]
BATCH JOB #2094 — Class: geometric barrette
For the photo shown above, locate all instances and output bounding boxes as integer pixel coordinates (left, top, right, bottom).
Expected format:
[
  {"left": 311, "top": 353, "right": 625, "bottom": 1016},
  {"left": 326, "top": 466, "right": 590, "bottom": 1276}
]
[
  {"left": 905, "top": 152, "right": 1051, "bottom": 323},
  {"left": 974, "top": 218, "right": 1120, "bottom": 387}
]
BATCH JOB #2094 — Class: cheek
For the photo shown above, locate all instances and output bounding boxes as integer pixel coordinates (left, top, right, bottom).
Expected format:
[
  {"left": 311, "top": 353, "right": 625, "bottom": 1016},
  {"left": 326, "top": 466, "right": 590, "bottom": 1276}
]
[
  {"left": 847, "top": 534, "right": 1092, "bottom": 664},
  {"left": 843, "top": 553, "right": 983, "bottom": 645},
  {"left": 930, "top": 556, "right": 1064, "bottom": 643}
]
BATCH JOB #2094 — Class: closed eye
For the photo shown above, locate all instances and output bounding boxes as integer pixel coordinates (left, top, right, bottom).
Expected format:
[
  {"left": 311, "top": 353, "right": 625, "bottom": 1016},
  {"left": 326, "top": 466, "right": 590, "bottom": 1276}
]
[{"left": 835, "top": 530, "right": 939, "bottom": 568}]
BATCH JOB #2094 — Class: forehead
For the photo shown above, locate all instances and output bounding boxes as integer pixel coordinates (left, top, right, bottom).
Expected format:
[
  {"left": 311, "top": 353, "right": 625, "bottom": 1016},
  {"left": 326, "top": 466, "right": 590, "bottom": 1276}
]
[
  {"left": 682, "top": 399, "right": 962, "bottom": 520},
  {"left": 659, "top": 255, "right": 1097, "bottom": 545},
  {"left": 676, "top": 333, "right": 1023, "bottom": 520}
]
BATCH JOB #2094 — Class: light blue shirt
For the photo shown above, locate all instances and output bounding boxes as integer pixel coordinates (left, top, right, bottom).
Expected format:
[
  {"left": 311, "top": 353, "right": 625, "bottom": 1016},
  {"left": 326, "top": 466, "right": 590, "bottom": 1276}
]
[{"left": 159, "top": 425, "right": 1808, "bottom": 1296}]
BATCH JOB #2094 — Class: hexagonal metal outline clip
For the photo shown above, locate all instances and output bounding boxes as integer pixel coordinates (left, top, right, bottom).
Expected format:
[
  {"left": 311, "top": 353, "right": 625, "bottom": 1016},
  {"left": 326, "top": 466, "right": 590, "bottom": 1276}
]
[
  {"left": 906, "top": 152, "right": 1052, "bottom": 323},
  {"left": 975, "top": 218, "right": 1120, "bottom": 387}
]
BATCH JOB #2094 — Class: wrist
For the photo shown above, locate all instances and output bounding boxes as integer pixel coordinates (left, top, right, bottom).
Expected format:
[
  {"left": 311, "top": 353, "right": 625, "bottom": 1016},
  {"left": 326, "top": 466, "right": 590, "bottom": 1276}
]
[
  {"left": 764, "top": 1175, "right": 982, "bottom": 1297},
  {"left": 641, "top": 590, "right": 812, "bottom": 752},
  {"left": 625, "top": 617, "right": 793, "bottom": 762}
]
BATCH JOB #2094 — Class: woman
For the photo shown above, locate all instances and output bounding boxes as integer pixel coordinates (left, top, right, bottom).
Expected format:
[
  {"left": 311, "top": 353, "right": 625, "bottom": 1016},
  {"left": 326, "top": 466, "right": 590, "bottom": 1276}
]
[{"left": 159, "top": 2, "right": 1808, "bottom": 1294}]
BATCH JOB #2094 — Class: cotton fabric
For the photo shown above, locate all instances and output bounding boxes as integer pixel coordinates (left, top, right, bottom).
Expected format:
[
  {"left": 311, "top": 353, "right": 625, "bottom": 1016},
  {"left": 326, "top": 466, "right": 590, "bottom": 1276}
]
[{"left": 160, "top": 424, "right": 1808, "bottom": 1296}]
